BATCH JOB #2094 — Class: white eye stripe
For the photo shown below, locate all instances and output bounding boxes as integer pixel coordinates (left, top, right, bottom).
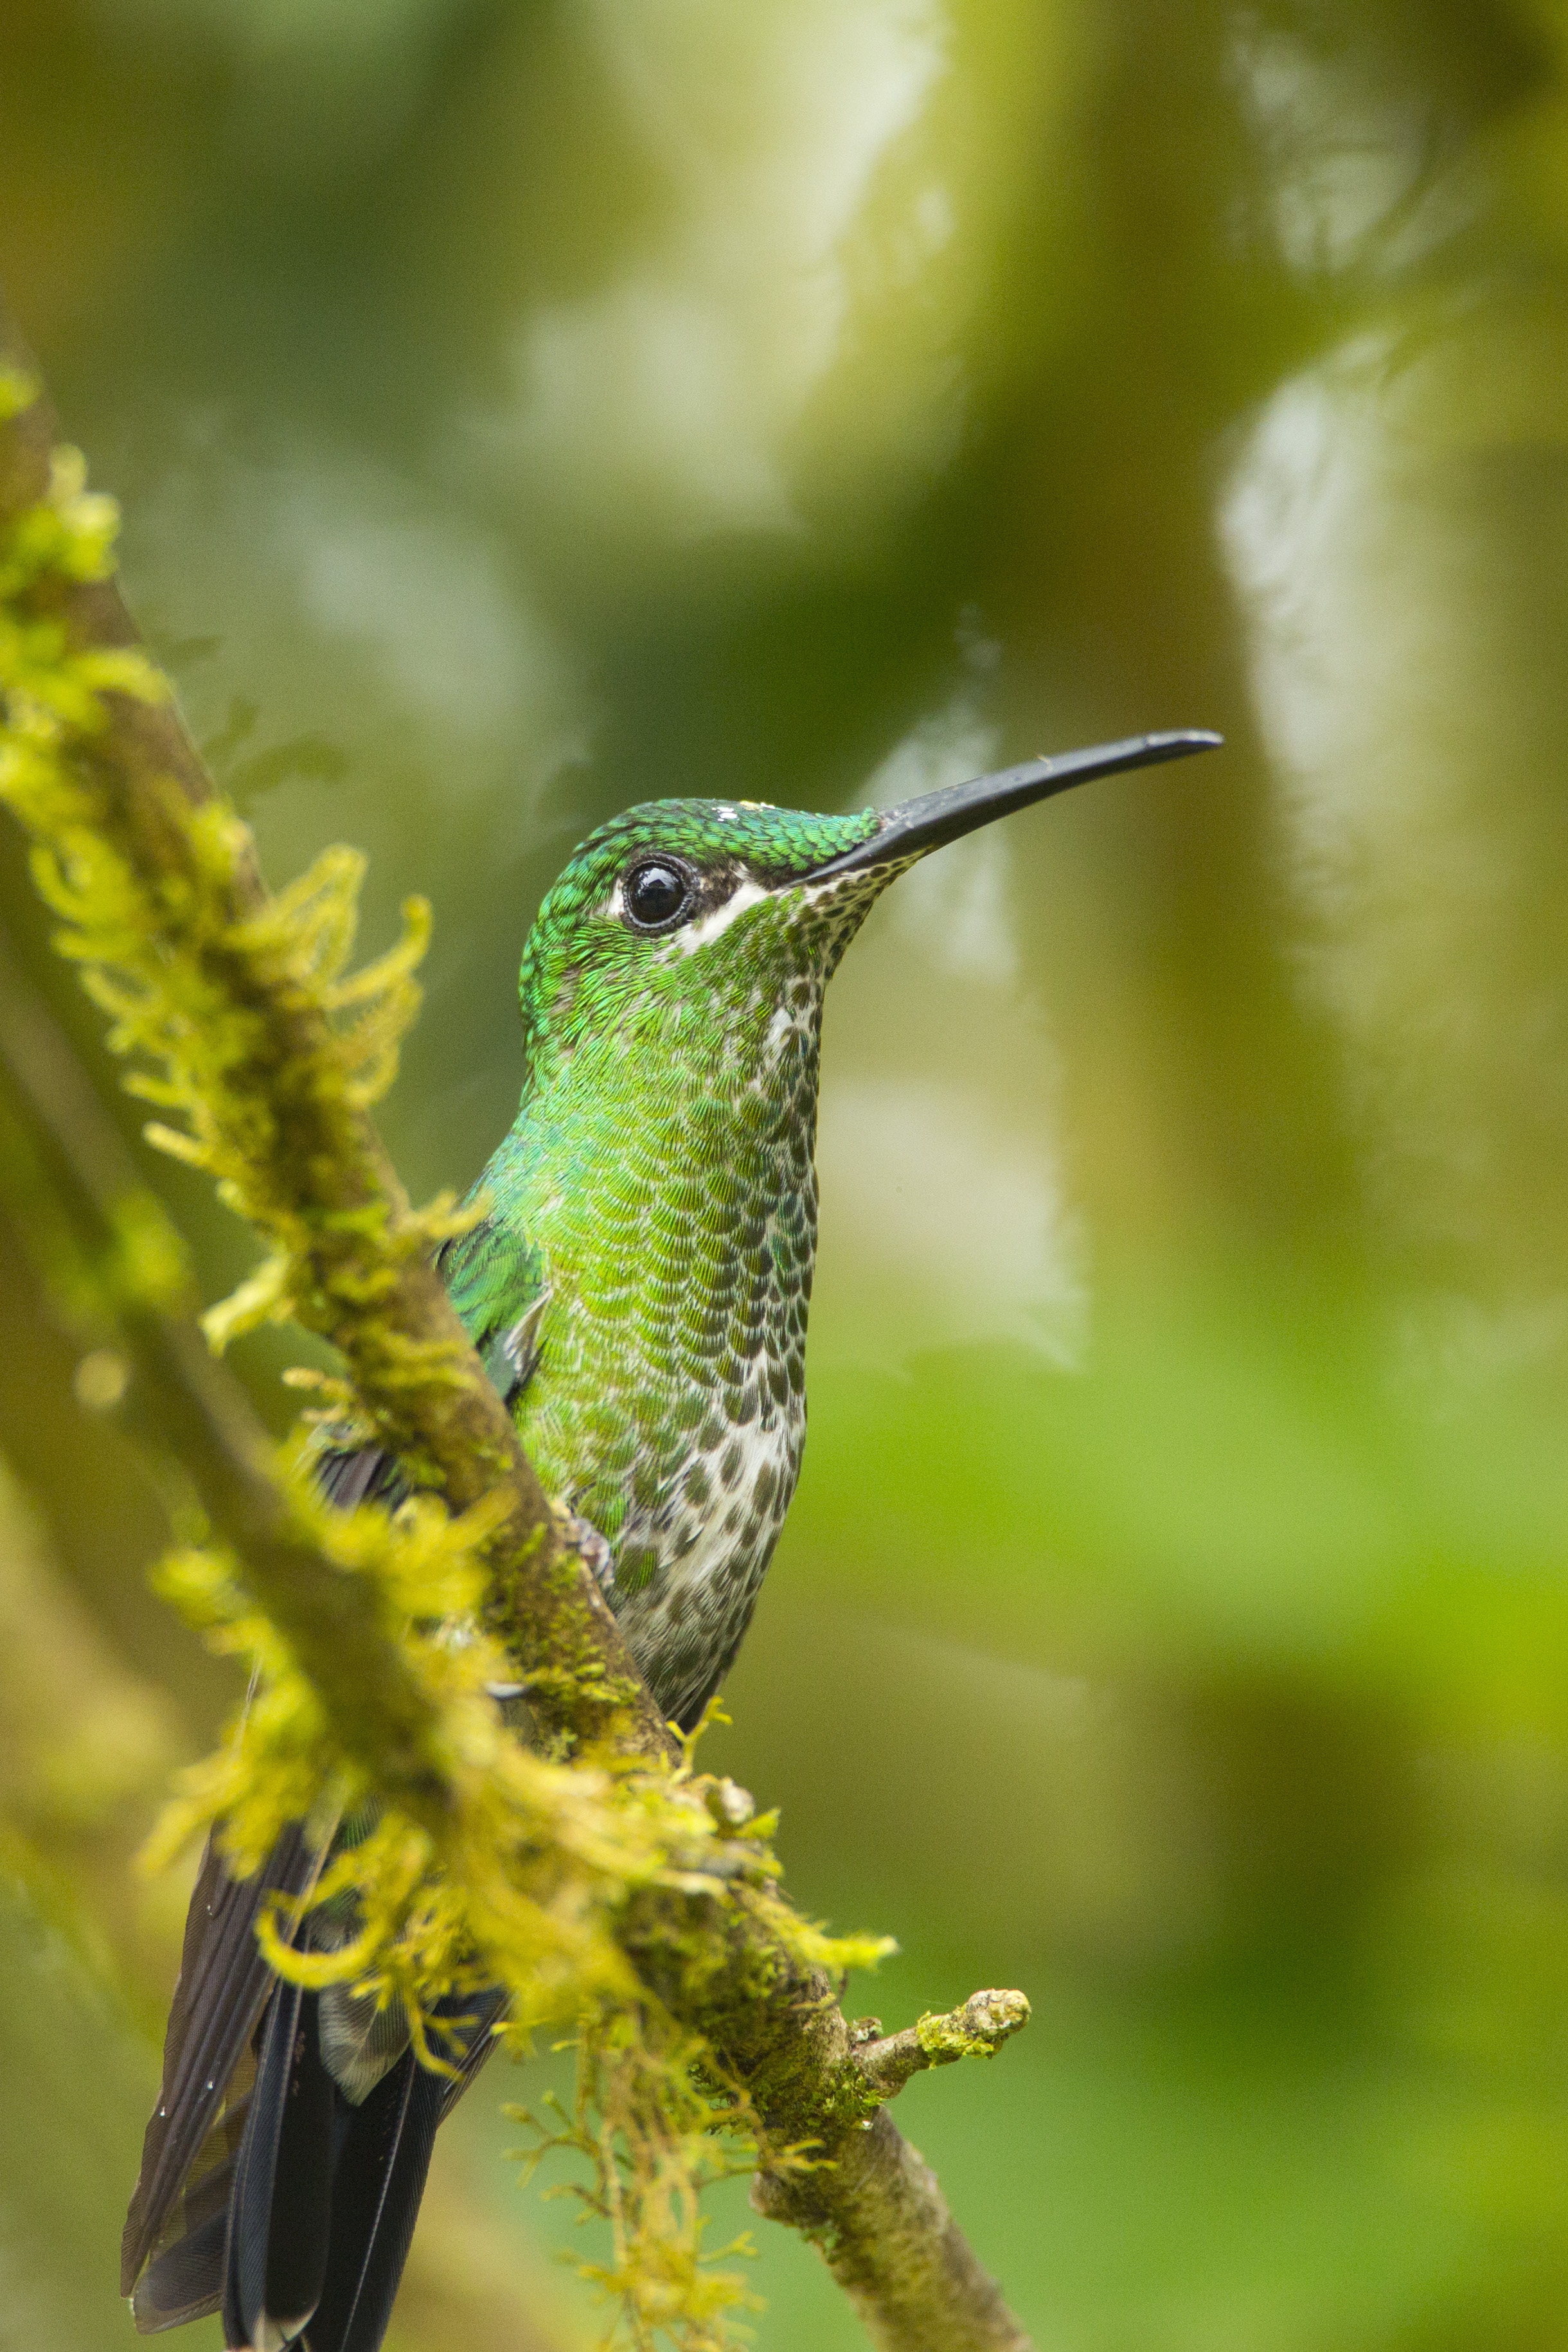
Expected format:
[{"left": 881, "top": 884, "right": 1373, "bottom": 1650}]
[{"left": 666, "top": 879, "right": 769, "bottom": 955}]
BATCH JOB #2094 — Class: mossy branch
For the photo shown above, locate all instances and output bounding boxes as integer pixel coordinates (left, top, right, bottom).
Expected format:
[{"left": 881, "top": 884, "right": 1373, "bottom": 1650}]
[
  {"left": 0, "top": 295, "right": 1034, "bottom": 2352},
  {"left": 850, "top": 1990, "right": 1032, "bottom": 2099}
]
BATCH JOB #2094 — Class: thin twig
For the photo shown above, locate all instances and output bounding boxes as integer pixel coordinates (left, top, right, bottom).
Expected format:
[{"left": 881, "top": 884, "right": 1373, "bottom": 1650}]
[{"left": 852, "top": 1991, "right": 1032, "bottom": 2101}]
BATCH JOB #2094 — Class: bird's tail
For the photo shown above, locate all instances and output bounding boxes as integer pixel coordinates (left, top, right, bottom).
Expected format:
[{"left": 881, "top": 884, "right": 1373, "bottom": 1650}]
[{"left": 221, "top": 1977, "right": 501, "bottom": 2352}]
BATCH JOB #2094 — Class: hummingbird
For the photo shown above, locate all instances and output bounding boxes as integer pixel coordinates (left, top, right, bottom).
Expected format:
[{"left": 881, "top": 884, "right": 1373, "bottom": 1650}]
[{"left": 122, "top": 727, "right": 1218, "bottom": 2352}]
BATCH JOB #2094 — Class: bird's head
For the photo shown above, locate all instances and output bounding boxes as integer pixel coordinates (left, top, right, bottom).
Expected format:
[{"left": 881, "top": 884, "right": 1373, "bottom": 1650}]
[{"left": 517, "top": 731, "right": 1220, "bottom": 1092}]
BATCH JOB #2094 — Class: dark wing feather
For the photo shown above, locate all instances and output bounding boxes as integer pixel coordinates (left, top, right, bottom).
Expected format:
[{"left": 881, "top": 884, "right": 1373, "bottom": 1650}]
[
  {"left": 125, "top": 1203, "right": 544, "bottom": 2341},
  {"left": 123, "top": 1822, "right": 322, "bottom": 2306},
  {"left": 312, "top": 1445, "right": 405, "bottom": 1514},
  {"left": 130, "top": 2205, "right": 231, "bottom": 2336}
]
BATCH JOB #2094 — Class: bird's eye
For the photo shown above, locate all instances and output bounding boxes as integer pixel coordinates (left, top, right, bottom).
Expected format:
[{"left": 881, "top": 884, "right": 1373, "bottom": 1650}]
[{"left": 623, "top": 859, "right": 693, "bottom": 931}]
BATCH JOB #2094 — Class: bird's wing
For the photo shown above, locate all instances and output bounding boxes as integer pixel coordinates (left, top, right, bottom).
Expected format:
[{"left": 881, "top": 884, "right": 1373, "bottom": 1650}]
[
  {"left": 123, "top": 1202, "right": 543, "bottom": 2323},
  {"left": 120, "top": 1822, "right": 326, "bottom": 2314},
  {"left": 439, "top": 1203, "right": 549, "bottom": 1405}
]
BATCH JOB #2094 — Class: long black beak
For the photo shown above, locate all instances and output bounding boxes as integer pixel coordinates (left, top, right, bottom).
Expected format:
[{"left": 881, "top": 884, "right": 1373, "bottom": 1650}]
[{"left": 808, "top": 728, "right": 1222, "bottom": 879}]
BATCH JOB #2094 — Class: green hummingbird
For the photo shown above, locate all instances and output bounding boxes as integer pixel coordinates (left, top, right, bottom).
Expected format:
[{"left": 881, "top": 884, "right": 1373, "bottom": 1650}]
[{"left": 123, "top": 727, "right": 1218, "bottom": 2352}]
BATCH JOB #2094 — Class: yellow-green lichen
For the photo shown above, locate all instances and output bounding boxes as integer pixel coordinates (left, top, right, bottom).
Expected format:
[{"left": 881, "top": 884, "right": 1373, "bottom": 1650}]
[{"left": 914, "top": 1990, "right": 1032, "bottom": 2065}]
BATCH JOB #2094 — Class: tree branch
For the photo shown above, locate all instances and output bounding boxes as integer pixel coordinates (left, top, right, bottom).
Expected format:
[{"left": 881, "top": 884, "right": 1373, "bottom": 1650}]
[
  {"left": 0, "top": 917, "right": 465, "bottom": 1817},
  {"left": 0, "top": 292, "right": 1035, "bottom": 2352},
  {"left": 851, "top": 1990, "right": 1032, "bottom": 2100}
]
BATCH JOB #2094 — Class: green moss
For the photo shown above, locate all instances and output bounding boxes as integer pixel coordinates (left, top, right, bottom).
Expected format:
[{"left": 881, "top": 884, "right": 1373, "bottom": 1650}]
[
  {"left": 913, "top": 1990, "right": 1031, "bottom": 2067},
  {"left": 916, "top": 2012, "right": 995, "bottom": 2063}
]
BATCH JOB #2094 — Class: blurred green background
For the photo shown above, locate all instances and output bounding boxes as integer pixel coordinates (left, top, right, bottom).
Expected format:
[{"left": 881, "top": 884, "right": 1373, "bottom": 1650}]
[{"left": 6, "top": 1, "right": 1568, "bottom": 2346}]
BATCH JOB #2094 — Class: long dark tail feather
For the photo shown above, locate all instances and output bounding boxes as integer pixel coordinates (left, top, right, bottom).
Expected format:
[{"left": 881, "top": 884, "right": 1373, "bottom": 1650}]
[
  {"left": 305, "top": 1987, "right": 508, "bottom": 2352},
  {"left": 215, "top": 1986, "right": 506, "bottom": 2352},
  {"left": 302, "top": 2051, "right": 445, "bottom": 2352},
  {"left": 224, "top": 1981, "right": 335, "bottom": 2350}
]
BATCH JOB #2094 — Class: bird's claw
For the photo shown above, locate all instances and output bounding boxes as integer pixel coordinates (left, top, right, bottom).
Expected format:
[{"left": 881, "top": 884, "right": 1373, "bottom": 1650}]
[{"left": 560, "top": 1510, "right": 616, "bottom": 1598}]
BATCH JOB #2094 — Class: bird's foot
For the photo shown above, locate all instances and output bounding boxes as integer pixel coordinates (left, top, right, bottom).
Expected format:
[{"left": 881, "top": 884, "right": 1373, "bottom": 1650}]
[{"left": 558, "top": 1510, "right": 616, "bottom": 1599}]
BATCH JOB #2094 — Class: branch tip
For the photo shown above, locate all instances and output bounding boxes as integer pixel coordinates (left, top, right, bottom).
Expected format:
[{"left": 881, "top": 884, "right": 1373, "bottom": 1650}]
[{"left": 854, "top": 1988, "right": 1031, "bottom": 2099}]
